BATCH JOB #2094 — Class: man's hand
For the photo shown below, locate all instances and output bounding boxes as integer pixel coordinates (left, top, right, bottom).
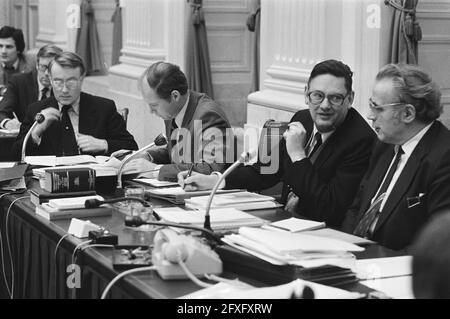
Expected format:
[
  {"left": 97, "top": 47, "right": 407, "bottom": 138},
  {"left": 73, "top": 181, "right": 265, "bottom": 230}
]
[
  {"left": 77, "top": 133, "right": 108, "bottom": 154},
  {"left": 283, "top": 121, "right": 307, "bottom": 162},
  {"left": 4, "top": 118, "right": 20, "bottom": 130},
  {"left": 32, "top": 107, "right": 60, "bottom": 140},
  {"left": 177, "top": 171, "right": 219, "bottom": 191}
]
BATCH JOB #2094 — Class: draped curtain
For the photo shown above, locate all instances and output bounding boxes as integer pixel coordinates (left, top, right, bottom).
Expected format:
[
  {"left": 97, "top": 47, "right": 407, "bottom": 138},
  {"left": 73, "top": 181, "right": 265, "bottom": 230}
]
[
  {"left": 75, "top": 0, "right": 106, "bottom": 75},
  {"left": 185, "top": 0, "right": 214, "bottom": 98},
  {"left": 247, "top": 0, "right": 261, "bottom": 93},
  {"left": 386, "top": 0, "right": 422, "bottom": 64},
  {"left": 111, "top": 0, "right": 122, "bottom": 66}
]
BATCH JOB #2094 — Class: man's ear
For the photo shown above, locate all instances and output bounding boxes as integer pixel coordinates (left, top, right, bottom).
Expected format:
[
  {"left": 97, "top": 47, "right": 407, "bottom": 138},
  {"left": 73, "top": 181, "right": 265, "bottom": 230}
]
[
  {"left": 347, "top": 91, "right": 355, "bottom": 105},
  {"left": 171, "top": 90, "right": 181, "bottom": 102},
  {"left": 403, "top": 104, "right": 416, "bottom": 123}
]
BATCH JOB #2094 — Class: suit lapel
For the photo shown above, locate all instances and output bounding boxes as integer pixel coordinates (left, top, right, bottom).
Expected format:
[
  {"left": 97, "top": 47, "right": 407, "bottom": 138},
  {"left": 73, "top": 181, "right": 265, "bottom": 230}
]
[
  {"left": 30, "top": 70, "right": 39, "bottom": 101},
  {"left": 44, "top": 97, "right": 62, "bottom": 153},
  {"left": 181, "top": 91, "right": 198, "bottom": 128}
]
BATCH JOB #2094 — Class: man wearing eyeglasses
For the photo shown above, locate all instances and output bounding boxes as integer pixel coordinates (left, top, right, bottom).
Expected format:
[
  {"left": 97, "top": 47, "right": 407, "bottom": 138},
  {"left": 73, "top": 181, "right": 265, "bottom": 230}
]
[
  {"left": 0, "top": 44, "right": 63, "bottom": 131},
  {"left": 179, "top": 59, "right": 376, "bottom": 228},
  {"left": 12, "top": 51, "right": 138, "bottom": 158},
  {"left": 342, "top": 64, "right": 450, "bottom": 250}
]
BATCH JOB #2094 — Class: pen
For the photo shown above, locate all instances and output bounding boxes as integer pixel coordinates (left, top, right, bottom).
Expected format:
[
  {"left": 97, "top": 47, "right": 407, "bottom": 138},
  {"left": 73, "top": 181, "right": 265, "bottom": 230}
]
[
  {"left": 186, "top": 163, "right": 194, "bottom": 178},
  {"left": 12, "top": 112, "right": 18, "bottom": 120}
]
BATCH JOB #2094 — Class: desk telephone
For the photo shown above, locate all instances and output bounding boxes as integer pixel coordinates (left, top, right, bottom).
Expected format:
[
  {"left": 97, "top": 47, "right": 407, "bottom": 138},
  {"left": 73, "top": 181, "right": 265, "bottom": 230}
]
[{"left": 152, "top": 228, "right": 223, "bottom": 280}]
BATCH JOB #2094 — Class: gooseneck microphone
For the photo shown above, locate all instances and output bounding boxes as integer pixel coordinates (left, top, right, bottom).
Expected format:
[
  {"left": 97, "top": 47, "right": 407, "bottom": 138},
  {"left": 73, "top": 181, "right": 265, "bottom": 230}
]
[
  {"left": 117, "top": 133, "right": 167, "bottom": 188},
  {"left": 85, "top": 196, "right": 151, "bottom": 209},
  {"left": 21, "top": 113, "right": 45, "bottom": 163},
  {"left": 124, "top": 215, "right": 222, "bottom": 244},
  {"left": 203, "top": 150, "right": 256, "bottom": 231}
]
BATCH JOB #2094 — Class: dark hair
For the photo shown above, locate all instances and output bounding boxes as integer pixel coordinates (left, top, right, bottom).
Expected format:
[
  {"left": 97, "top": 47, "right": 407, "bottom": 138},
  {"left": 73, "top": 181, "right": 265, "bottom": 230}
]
[
  {"left": 375, "top": 64, "right": 442, "bottom": 124},
  {"left": 48, "top": 51, "right": 86, "bottom": 77},
  {"left": 412, "top": 212, "right": 450, "bottom": 298},
  {"left": 308, "top": 59, "right": 353, "bottom": 93},
  {"left": 37, "top": 44, "right": 63, "bottom": 63},
  {"left": 141, "top": 61, "right": 188, "bottom": 101},
  {"left": 0, "top": 26, "right": 25, "bottom": 55}
]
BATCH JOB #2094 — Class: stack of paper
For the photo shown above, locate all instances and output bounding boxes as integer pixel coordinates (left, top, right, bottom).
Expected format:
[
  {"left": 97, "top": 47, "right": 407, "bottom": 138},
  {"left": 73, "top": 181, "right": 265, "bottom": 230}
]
[
  {"left": 154, "top": 207, "right": 267, "bottom": 231},
  {"left": 132, "top": 178, "right": 178, "bottom": 188},
  {"left": 222, "top": 227, "right": 364, "bottom": 268},
  {"left": 47, "top": 195, "right": 104, "bottom": 210},
  {"left": 145, "top": 187, "right": 242, "bottom": 204},
  {"left": 185, "top": 191, "right": 282, "bottom": 211}
]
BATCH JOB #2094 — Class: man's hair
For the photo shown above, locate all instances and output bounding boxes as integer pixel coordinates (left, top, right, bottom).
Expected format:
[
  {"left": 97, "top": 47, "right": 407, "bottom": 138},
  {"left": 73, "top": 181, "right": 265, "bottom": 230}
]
[
  {"left": 37, "top": 44, "right": 63, "bottom": 63},
  {"left": 376, "top": 64, "right": 442, "bottom": 124},
  {"left": 141, "top": 61, "right": 188, "bottom": 101},
  {"left": 308, "top": 59, "right": 354, "bottom": 93},
  {"left": 412, "top": 211, "right": 450, "bottom": 298},
  {"left": 48, "top": 51, "right": 86, "bottom": 77},
  {"left": 0, "top": 26, "right": 25, "bottom": 55}
]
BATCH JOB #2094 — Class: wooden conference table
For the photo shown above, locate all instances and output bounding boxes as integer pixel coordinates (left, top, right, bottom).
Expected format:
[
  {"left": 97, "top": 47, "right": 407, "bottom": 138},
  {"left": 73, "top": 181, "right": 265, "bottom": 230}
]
[{"left": 0, "top": 178, "right": 403, "bottom": 299}]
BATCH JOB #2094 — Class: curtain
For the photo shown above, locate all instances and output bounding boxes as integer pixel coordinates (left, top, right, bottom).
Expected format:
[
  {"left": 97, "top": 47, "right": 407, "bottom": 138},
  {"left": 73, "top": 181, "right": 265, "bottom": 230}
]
[
  {"left": 76, "top": 0, "right": 106, "bottom": 75},
  {"left": 185, "top": 0, "right": 214, "bottom": 98},
  {"left": 386, "top": 0, "right": 422, "bottom": 64},
  {"left": 247, "top": 0, "right": 261, "bottom": 93},
  {"left": 111, "top": 0, "right": 122, "bottom": 66}
]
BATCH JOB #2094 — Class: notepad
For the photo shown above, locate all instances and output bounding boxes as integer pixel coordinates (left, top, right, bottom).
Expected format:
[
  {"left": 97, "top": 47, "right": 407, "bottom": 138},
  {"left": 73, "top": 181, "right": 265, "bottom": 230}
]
[
  {"left": 145, "top": 187, "right": 242, "bottom": 204},
  {"left": 25, "top": 155, "right": 111, "bottom": 167},
  {"left": 154, "top": 207, "right": 266, "bottom": 230},
  {"left": 265, "top": 217, "right": 326, "bottom": 232},
  {"left": 132, "top": 178, "right": 178, "bottom": 188}
]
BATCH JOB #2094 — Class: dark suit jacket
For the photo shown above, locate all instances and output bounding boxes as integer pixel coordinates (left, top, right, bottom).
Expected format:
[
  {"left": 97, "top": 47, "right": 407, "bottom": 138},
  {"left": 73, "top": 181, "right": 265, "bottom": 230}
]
[
  {"left": 225, "top": 108, "right": 376, "bottom": 228},
  {"left": 12, "top": 92, "right": 138, "bottom": 159},
  {"left": 0, "top": 54, "right": 35, "bottom": 87},
  {"left": 342, "top": 121, "right": 450, "bottom": 250},
  {"left": 0, "top": 70, "right": 39, "bottom": 123},
  {"left": 150, "top": 90, "right": 232, "bottom": 181}
]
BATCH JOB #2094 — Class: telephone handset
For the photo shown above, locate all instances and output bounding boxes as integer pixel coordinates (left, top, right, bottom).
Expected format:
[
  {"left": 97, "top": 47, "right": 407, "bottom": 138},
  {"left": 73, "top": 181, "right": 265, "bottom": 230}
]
[{"left": 152, "top": 228, "right": 223, "bottom": 280}]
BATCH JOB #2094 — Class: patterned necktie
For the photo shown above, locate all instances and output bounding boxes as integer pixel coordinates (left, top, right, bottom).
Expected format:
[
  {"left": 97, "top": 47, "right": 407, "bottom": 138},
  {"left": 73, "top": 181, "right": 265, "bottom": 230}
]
[
  {"left": 284, "top": 132, "right": 323, "bottom": 214},
  {"left": 60, "top": 105, "right": 79, "bottom": 156},
  {"left": 353, "top": 146, "right": 404, "bottom": 238},
  {"left": 40, "top": 87, "right": 50, "bottom": 101},
  {"left": 170, "top": 119, "right": 178, "bottom": 148}
]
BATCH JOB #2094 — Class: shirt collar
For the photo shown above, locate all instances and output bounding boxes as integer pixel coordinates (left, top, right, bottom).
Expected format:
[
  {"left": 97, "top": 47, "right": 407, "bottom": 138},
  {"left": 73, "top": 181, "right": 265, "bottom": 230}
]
[
  {"left": 2, "top": 59, "right": 19, "bottom": 70},
  {"left": 400, "top": 122, "right": 434, "bottom": 157},
  {"left": 312, "top": 125, "right": 334, "bottom": 144},
  {"left": 57, "top": 97, "right": 80, "bottom": 115},
  {"left": 175, "top": 93, "right": 190, "bottom": 127}
]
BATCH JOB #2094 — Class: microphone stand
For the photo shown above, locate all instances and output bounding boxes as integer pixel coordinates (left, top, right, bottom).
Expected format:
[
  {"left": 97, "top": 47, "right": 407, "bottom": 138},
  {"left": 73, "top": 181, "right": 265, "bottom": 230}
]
[
  {"left": 21, "top": 113, "right": 45, "bottom": 163},
  {"left": 116, "top": 133, "right": 167, "bottom": 188},
  {"left": 204, "top": 151, "right": 254, "bottom": 231}
]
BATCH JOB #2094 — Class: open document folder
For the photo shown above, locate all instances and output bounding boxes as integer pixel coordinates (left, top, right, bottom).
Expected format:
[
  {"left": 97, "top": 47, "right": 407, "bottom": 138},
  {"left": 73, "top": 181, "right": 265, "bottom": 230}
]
[
  {"left": 222, "top": 226, "right": 363, "bottom": 267},
  {"left": 181, "top": 278, "right": 364, "bottom": 299}
]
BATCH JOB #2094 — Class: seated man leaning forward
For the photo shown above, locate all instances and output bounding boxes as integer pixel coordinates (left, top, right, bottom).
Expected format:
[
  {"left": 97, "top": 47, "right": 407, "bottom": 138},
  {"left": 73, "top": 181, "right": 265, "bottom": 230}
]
[
  {"left": 342, "top": 64, "right": 450, "bottom": 251},
  {"left": 120, "top": 61, "right": 232, "bottom": 181},
  {"left": 12, "top": 51, "right": 138, "bottom": 159},
  {"left": 179, "top": 59, "right": 376, "bottom": 228}
]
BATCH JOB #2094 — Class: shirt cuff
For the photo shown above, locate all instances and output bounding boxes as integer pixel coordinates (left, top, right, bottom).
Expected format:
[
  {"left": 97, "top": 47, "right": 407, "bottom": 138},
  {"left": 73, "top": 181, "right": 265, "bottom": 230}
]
[{"left": 0, "top": 118, "right": 9, "bottom": 129}]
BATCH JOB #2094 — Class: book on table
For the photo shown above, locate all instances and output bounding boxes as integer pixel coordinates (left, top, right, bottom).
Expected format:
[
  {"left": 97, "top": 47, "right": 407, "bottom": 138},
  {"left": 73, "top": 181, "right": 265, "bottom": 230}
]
[
  {"left": 43, "top": 167, "right": 96, "bottom": 193},
  {"left": 263, "top": 217, "right": 326, "bottom": 232},
  {"left": 29, "top": 185, "right": 97, "bottom": 206},
  {"left": 184, "top": 191, "right": 282, "bottom": 211},
  {"left": 25, "top": 155, "right": 111, "bottom": 167},
  {"left": 35, "top": 202, "right": 111, "bottom": 221}
]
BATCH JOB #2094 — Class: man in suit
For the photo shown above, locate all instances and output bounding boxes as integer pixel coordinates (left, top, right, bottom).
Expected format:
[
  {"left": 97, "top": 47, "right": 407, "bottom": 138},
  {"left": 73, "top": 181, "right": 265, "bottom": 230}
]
[
  {"left": 0, "top": 26, "right": 34, "bottom": 88},
  {"left": 121, "top": 61, "right": 232, "bottom": 181},
  {"left": 342, "top": 64, "right": 450, "bottom": 250},
  {"left": 179, "top": 60, "right": 376, "bottom": 228},
  {"left": 411, "top": 211, "right": 450, "bottom": 298},
  {"left": 12, "top": 51, "right": 138, "bottom": 159},
  {"left": 0, "top": 44, "right": 63, "bottom": 131}
]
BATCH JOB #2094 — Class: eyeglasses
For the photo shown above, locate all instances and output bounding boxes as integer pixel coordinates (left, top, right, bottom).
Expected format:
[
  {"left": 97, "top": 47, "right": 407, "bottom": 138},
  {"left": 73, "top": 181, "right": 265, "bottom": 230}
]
[
  {"left": 307, "top": 90, "right": 349, "bottom": 106},
  {"left": 37, "top": 64, "right": 49, "bottom": 72},
  {"left": 52, "top": 78, "right": 80, "bottom": 90},
  {"left": 368, "top": 98, "right": 406, "bottom": 112}
]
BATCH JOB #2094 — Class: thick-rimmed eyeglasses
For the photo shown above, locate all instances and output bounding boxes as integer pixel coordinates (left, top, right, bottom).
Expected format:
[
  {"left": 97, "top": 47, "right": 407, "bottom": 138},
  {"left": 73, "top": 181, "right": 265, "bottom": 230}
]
[
  {"left": 52, "top": 79, "right": 80, "bottom": 90},
  {"left": 307, "top": 90, "right": 349, "bottom": 106},
  {"left": 37, "top": 64, "right": 49, "bottom": 72},
  {"left": 368, "top": 98, "right": 406, "bottom": 112}
]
